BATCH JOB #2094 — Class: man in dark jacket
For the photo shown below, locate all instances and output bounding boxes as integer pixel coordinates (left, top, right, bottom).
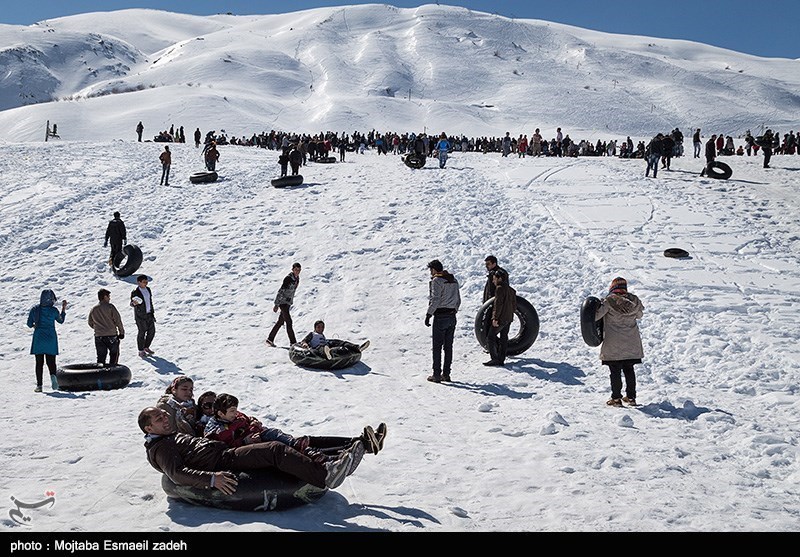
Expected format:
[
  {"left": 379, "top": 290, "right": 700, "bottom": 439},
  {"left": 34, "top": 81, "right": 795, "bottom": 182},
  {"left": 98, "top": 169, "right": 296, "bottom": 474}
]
[
  {"left": 660, "top": 134, "right": 675, "bottom": 170},
  {"left": 104, "top": 211, "right": 127, "bottom": 264},
  {"left": 266, "top": 263, "right": 301, "bottom": 347},
  {"left": 288, "top": 146, "right": 303, "bottom": 175},
  {"left": 700, "top": 135, "right": 717, "bottom": 176},
  {"left": 645, "top": 134, "right": 664, "bottom": 178},
  {"left": 425, "top": 259, "right": 461, "bottom": 383},
  {"left": 138, "top": 407, "right": 358, "bottom": 493},
  {"left": 485, "top": 270, "right": 516, "bottom": 367},
  {"left": 131, "top": 274, "right": 156, "bottom": 357},
  {"left": 482, "top": 255, "right": 509, "bottom": 303},
  {"left": 761, "top": 129, "right": 774, "bottom": 168}
]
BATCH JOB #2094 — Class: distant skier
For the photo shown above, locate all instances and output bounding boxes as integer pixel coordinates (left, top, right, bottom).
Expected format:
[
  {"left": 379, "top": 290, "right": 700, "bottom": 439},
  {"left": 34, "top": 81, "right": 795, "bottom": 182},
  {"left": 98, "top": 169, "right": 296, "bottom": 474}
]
[{"left": 136, "top": 121, "right": 144, "bottom": 142}]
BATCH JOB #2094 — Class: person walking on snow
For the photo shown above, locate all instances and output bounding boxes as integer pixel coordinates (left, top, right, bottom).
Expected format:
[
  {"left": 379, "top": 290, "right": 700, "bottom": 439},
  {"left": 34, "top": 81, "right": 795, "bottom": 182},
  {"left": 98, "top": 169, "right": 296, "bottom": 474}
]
[
  {"left": 265, "top": 263, "right": 301, "bottom": 347},
  {"left": 645, "top": 133, "right": 664, "bottom": 178},
  {"left": 159, "top": 145, "right": 171, "bottom": 186},
  {"left": 104, "top": 211, "right": 127, "bottom": 265},
  {"left": 88, "top": 288, "right": 125, "bottom": 366},
  {"left": 205, "top": 142, "right": 219, "bottom": 171}
]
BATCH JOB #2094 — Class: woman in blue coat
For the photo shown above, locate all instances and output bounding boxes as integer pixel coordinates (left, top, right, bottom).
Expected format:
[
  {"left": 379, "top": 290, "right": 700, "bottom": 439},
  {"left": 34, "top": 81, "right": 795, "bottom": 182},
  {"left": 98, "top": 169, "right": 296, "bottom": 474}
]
[{"left": 27, "top": 289, "right": 67, "bottom": 392}]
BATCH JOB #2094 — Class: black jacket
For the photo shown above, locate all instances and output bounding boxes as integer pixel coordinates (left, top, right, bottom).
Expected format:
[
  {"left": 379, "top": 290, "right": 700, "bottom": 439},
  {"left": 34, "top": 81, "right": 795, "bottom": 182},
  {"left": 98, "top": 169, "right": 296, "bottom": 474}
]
[
  {"left": 105, "top": 218, "right": 126, "bottom": 244},
  {"left": 483, "top": 266, "right": 509, "bottom": 302},
  {"left": 131, "top": 286, "right": 154, "bottom": 317}
]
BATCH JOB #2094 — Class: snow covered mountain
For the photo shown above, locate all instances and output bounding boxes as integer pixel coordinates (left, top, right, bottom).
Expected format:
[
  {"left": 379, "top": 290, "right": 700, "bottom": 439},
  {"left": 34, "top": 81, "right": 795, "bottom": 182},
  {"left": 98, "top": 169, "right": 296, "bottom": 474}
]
[{"left": 0, "top": 4, "right": 798, "bottom": 142}]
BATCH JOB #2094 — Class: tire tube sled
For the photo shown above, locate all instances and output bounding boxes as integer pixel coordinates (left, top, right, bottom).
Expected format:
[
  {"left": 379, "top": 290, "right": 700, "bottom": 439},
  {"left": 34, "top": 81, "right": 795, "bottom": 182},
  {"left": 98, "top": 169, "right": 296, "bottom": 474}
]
[
  {"left": 289, "top": 339, "right": 362, "bottom": 370},
  {"left": 161, "top": 469, "right": 328, "bottom": 511},
  {"left": 271, "top": 175, "right": 304, "bottom": 188},
  {"left": 189, "top": 171, "right": 218, "bottom": 184},
  {"left": 580, "top": 296, "right": 604, "bottom": 347},
  {"left": 56, "top": 362, "right": 132, "bottom": 392},
  {"left": 663, "top": 247, "right": 690, "bottom": 259},
  {"left": 474, "top": 295, "right": 540, "bottom": 356},
  {"left": 316, "top": 156, "right": 337, "bottom": 164},
  {"left": 403, "top": 154, "right": 426, "bottom": 169},
  {"left": 113, "top": 244, "right": 143, "bottom": 278},
  {"left": 705, "top": 161, "right": 732, "bottom": 180}
]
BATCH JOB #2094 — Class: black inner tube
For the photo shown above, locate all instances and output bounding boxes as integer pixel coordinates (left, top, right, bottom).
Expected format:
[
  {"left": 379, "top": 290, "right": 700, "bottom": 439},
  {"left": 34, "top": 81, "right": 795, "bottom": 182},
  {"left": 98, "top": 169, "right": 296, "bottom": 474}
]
[
  {"left": 705, "top": 161, "right": 732, "bottom": 180},
  {"left": 474, "top": 295, "right": 539, "bottom": 356},
  {"left": 113, "top": 244, "right": 143, "bottom": 278},
  {"left": 664, "top": 248, "right": 690, "bottom": 258},
  {"left": 580, "top": 296, "right": 604, "bottom": 347},
  {"left": 161, "top": 469, "right": 327, "bottom": 511},
  {"left": 56, "top": 363, "right": 132, "bottom": 391}
]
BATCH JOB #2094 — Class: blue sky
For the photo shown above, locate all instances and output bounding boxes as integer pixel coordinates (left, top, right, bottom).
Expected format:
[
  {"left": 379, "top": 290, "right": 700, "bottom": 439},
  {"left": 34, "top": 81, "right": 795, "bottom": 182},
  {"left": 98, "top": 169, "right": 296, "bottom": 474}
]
[{"left": 2, "top": 1, "right": 798, "bottom": 59}]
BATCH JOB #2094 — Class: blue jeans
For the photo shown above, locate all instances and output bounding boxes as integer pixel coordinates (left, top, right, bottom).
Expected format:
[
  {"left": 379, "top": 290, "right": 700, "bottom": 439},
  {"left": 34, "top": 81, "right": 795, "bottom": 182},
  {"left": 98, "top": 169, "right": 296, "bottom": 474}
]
[
  {"left": 646, "top": 154, "right": 659, "bottom": 177},
  {"left": 438, "top": 152, "right": 448, "bottom": 168},
  {"left": 259, "top": 427, "right": 296, "bottom": 447},
  {"left": 160, "top": 164, "right": 170, "bottom": 185},
  {"left": 431, "top": 314, "right": 456, "bottom": 377}
]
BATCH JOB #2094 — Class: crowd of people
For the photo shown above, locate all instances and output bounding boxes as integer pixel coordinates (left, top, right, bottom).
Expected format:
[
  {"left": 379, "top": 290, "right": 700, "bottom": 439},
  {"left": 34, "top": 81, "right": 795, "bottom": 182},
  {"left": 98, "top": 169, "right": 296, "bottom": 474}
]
[{"left": 139, "top": 120, "right": 798, "bottom": 184}]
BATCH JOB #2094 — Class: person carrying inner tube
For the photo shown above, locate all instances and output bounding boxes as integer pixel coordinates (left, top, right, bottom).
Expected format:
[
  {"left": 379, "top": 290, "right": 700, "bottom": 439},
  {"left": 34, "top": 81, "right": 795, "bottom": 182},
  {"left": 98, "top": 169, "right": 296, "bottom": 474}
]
[
  {"left": 595, "top": 277, "right": 645, "bottom": 407},
  {"left": 104, "top": 211, "right": 126, "bottom": 266},
  {"left": 700, "top": 134, "right": 717, "bottom": 176},
  {"left": 483, "top": 270, "right": 516, "bottom": 368}
]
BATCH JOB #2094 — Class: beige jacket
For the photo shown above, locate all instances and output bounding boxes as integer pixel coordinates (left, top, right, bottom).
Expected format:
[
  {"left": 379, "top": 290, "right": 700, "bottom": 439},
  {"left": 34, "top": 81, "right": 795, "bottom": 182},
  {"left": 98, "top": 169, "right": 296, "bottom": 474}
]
[
  {"left": 595, "top": 292, "right": 644, "bottom": 362},
  {"left": 87, "top": 301, "right": 125, "bottom": 337}
]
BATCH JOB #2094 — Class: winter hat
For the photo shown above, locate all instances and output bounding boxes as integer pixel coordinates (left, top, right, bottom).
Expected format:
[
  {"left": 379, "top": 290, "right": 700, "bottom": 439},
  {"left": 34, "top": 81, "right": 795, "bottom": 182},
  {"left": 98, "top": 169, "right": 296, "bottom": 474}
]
[
  {"left": 113, "top": 211, "right": 120, "bottom": 219},
  {"left": 609, "top": 277, "right": 628, "bottom": 295}
]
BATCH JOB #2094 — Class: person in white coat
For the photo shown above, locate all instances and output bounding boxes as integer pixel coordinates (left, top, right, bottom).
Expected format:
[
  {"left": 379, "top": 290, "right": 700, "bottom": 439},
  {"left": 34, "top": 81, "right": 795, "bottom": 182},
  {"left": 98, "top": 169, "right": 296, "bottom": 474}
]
[{"left": 595, "top": 277, "right": 644, "bottom": 407}]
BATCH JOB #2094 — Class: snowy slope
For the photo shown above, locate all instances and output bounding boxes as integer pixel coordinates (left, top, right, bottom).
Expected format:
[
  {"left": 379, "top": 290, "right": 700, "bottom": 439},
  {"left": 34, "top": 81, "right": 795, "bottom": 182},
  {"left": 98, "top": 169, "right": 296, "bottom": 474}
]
[
  {"left": 1, "top": 140, "right": 799, "bottom": 532},
  {"left": 0, "top": 4, "right": 798, "bottom": 141}
]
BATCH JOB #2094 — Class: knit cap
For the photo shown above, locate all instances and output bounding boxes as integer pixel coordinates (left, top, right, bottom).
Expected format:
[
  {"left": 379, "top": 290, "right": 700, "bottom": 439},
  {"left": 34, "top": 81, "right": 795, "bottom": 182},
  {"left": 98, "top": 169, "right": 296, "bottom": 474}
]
[{"left": 609, "top": 277, "right": 628, "bottom": 295}]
